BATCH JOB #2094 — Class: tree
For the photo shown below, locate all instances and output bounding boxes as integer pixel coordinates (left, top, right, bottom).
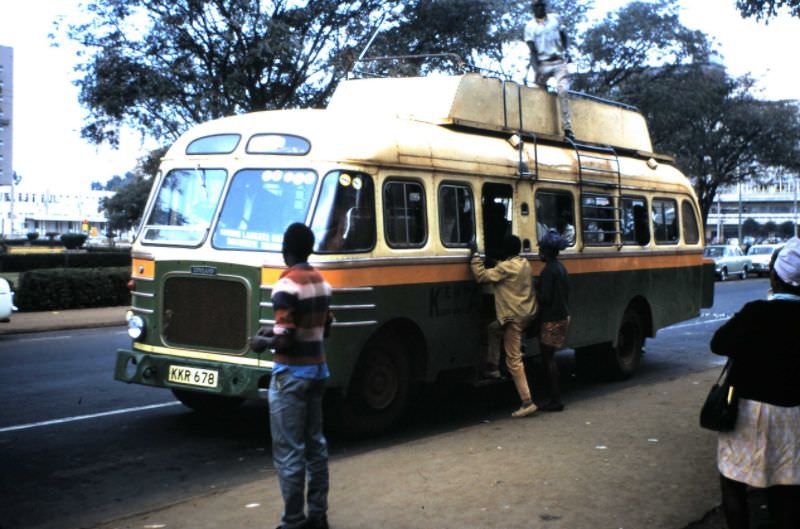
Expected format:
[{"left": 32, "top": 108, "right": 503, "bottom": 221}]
[
  {"left": 573, "top": 0, "right": 711, "bottom": 95},
  {"left": 65, "top": 0, "right": 571, "bottom": 147},
  {"left": 736, "top": 0, "right": 800, "bottom": 20},
  {"left": 742, "top": 218, "right": 761, "bottom": 238},
  {"left": 100, "top": 148, "right": 165, "bottom": 233}
]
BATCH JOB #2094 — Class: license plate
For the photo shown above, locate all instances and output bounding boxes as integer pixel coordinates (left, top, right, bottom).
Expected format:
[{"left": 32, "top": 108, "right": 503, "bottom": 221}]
[{"left": 168, "top": 365, "right": 219, "bottom": 388}]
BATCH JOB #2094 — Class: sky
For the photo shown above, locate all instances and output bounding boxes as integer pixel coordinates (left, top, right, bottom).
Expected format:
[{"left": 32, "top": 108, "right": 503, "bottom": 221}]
[{"left": 0, "top": 0, "right": 798, "bottom": 192}]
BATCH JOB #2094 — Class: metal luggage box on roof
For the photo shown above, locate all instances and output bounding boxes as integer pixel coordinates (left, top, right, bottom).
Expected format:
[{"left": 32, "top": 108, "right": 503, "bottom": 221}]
[{"left": 327, "top": 73, "right": 653, "bottom": 153}]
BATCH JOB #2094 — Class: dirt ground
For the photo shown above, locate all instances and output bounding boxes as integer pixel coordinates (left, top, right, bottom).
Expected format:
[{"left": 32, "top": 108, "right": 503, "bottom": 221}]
[{"left": 93, "top": 368, "right": 731, "bottom": 529}]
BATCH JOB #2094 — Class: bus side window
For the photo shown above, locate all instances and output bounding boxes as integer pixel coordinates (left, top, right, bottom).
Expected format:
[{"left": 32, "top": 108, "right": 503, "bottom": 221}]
[
  {"left": 439, "top": 183, "right": 475, "bottom": 247},
  {"left": 653, "top": 198, "right": 679, "bottom": 244},
  {"left": 681, "top": 200, "right": 700, "bottom": 245},
  {"left": 581, "top": 193, "right": 616, "bottom": 245},
  {"left": 535, "top": 190, "right": 575, "bottom": 246},
  {"left": 384, "top": 180, "right": 427, "bottom": 248},
  {"left": 311, "top": 171, "right": 376, "bottom": 253},
  {"left": 621, "top": 196, "right": 650, "bottom": 246}
]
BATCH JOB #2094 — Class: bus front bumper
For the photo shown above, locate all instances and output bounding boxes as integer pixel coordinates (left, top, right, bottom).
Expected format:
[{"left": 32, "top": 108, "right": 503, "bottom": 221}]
[{"left": 114, "top": 348, "right": 272, "bottom": 400}]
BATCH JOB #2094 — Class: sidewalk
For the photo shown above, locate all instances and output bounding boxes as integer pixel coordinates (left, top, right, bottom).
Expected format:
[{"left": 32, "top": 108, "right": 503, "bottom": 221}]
[
  {"left": 0, "top": 306, "right": 128, "bottom": 335},
  {"left": 90, "top": 368, "right": 724, "bottom": 529}
]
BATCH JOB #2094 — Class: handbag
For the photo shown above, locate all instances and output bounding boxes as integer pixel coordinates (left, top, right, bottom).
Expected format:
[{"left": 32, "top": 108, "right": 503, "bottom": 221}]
[{"left": 699, "top": 359, "right": 738, "bottom": 432}]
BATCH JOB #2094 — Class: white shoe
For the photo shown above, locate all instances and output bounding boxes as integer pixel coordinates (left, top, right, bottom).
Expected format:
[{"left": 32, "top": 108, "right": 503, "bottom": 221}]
[{"left": 511, "top": 402, "right": 538, "bottom": 418}]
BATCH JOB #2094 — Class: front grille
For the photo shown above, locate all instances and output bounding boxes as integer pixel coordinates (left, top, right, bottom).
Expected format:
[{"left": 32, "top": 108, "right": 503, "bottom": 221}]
[{"left": 162, "top": 276, "right": 248, "bottom": 351}]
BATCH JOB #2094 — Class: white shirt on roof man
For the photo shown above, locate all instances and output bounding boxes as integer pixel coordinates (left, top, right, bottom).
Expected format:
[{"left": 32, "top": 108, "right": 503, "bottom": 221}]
[{"left": 524, "top": 0, "right": 573, "bottom": 140}]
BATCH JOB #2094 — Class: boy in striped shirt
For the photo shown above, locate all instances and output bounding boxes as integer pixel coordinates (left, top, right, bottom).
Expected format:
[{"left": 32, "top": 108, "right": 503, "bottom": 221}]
[{"left": 251, "top": 222, "right": 332, "bottom": 529}]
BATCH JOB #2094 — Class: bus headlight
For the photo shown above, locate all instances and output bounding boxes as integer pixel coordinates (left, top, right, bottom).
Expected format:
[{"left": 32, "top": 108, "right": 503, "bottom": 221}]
[{"left": 127, "top": 314, "right": 146, "bottom": 340}]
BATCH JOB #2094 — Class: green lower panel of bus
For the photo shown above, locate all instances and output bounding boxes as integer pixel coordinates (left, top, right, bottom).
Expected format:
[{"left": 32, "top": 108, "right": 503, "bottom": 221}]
[{"left": 114, "top": 348, "right": 272, "bottom": 399}]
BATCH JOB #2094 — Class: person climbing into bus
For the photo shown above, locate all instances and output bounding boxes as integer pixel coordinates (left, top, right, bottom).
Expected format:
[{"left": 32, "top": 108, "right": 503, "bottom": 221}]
[
  {"left": 524, "top": 0, "right": 574, "bottom": 140},
  {"left": 250, "top": 222, "right": 333, "bottom": 529},
  {"left": 536, "top": 229, "right": 571, "bottom": 412},
  {"left": 469, "top": 234, "right": 539, "bottom": 418}
]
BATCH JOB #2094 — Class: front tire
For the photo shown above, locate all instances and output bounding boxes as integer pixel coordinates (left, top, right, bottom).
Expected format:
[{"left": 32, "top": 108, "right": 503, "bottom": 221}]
[
  {"left": 340, "top": 339, "right": 410, "bottom": 437},
  {"left": 719, "top": 268, "right": 728, "bottom": 281}
]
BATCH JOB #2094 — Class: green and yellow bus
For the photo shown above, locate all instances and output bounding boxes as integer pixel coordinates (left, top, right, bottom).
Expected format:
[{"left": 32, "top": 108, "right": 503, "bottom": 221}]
[{"left": 115, "top": 73, "right": 714, "bottom": 433}]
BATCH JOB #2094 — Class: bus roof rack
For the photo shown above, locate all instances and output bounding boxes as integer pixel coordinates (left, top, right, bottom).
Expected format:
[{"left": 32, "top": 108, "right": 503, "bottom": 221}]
[{"left": 328, "top": 73, "right": 654, "bottom": 153}]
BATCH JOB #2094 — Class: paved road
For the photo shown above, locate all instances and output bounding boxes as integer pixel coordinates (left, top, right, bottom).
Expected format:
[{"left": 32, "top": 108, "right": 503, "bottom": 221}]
[{"left": 0, "top": 278, "right": 768, "bottom": 529}]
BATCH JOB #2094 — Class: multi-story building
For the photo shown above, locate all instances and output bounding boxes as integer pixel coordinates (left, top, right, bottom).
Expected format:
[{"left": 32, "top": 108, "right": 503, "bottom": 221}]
[
  {"left": 0, "top": 185, "right": 116, "bottom": 239},
  {"left": 706, "top": 176, "right": 800, "bottom": 244},
  {"left": 0, "top": 45, "right": 12, "bottom": 187}
]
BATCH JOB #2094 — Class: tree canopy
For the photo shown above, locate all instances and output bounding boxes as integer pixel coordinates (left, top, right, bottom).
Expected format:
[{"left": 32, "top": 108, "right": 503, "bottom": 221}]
[{"left": 736, "top": 0, "right": 800, "bottom": 20}]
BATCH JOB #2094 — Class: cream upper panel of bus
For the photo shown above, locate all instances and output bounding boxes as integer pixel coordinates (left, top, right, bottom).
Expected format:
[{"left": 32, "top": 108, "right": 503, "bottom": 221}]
[{"left": 327, "top": 73, "right": 653, "bottom": 153}]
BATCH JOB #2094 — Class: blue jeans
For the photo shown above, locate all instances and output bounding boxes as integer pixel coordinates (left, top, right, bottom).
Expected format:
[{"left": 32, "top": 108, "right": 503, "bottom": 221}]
[{"left": 269, "top": 371, "right": 329, "bottom": 529}]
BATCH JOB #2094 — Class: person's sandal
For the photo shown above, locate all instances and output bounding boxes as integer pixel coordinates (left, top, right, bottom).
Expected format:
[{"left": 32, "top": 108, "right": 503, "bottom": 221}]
[{"left": 511, "top": 402, "right": 538, "bottom": 418}]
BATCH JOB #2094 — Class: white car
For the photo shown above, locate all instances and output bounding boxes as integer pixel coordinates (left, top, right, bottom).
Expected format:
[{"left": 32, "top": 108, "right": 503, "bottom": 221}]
[
  {"left": 704, "top": 245, "right": 751, "bottom": 281},
  {"left": 746, "top": 244, "right": 783, "bottom": 277},
  {"left": 0, "top": 278, "right": 16, "bottom": 322}
]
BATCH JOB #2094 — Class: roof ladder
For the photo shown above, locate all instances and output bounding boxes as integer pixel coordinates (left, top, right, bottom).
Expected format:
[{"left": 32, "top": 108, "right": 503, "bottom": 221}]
[
  {"left": 567, "top": 138, "right": 624, "bottom": 250},
  {"left": 503, "top": 80, "right": 538, "bottom": 180}
]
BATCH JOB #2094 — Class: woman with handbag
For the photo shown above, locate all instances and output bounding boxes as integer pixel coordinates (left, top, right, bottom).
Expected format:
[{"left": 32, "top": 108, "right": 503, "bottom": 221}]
[
  {"left": 709, "top": 237, "right": 800, "bottom": 529},
  {"left": 536, "top": 229, "right": 570, "bottom": 412}
]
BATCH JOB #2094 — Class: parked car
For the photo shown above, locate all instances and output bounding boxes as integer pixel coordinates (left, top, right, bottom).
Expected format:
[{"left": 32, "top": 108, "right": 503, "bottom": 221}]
[
  {"left": 0, "top": 278, "right": 16, "bottom": 322},
  {"left": 746, "top": 243, "right": 783, "bottom": 277},
  {"left": 703, "top": 245, "right": 751, "bottom": 281}
]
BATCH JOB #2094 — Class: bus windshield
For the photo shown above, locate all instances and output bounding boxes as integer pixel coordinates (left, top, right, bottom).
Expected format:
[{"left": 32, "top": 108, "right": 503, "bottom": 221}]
[
  {"left": 212, "top": 169, "right": 317, "bottom": 251},
  {"left": 142, "top": 168, "right": 227, "bottom": 246}
]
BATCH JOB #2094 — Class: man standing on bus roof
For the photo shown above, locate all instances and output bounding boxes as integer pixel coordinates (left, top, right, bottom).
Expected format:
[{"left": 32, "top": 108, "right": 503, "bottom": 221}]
[
  {"left": 524, "top": 0, "right": 574, "bottom": 140},
  {"left": 469, "top": 234, "right": 539, "bottom": 418},
  {"left": 250, "top": 222, "right": 333, "bottom": 529}
]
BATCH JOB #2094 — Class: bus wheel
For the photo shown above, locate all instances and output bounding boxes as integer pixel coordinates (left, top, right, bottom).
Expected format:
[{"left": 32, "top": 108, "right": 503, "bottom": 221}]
[
  {"left": 603, "top": 310, "right": 644, "bottom": 380},
  {"left": 172, "top": 389, "right": 244, "bottom": 415},
  {"left": 342, "top": 340, "right": 410, "bottom": 436}
]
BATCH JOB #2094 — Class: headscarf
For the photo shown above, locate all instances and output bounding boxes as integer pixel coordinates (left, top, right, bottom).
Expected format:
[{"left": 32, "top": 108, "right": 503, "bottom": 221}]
[{"left": 774, "top": 237, "right": 800, "bottom": 287}]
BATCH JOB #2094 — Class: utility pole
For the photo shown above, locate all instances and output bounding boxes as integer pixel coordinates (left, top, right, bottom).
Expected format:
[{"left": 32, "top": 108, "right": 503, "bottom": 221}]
[
  {"left": 794, "top": 173, "right": 798, "bottom": 238},
  {"left": 737, "top": 181, "right": 742, "bottom": 246}
]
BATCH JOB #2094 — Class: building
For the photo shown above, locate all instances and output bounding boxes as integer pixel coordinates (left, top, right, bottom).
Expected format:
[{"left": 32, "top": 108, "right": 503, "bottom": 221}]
[
  {"left": 0, "top": 185, "right": 117, "bottom": 239},
  {"left": 706, "top": 176, "right": 800, "bottom": 244},
  {"left": 0, "top": 45, "right": 12, "bottom": 186}
]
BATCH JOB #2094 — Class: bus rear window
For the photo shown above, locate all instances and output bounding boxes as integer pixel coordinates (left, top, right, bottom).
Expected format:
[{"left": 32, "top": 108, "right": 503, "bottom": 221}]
[
  {"left": 186, "top": 134, "right": 241, "bottom": 154},
  {"left": 212, "top": 169, "right": 317, "bottom": 251},
  {"left": 142, "top": 168, "right": 227, "bottom": 246}
]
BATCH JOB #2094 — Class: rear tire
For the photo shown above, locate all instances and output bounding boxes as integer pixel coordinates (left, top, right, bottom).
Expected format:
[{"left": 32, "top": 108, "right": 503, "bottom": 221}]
[
  {"left": 739, "top": 267, "right": 748, "bottom": 280},
  {"left": 172, "top": 389, "right": 244, "bottom": 415},
  {"left": 601, "top": 309, "right": 644, "bottom": 380}
]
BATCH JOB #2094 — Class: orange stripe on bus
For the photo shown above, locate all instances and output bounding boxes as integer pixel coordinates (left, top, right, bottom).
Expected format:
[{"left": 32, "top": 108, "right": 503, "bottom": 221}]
[{"left": 261, "top": 253, "right": 704, "bottom": 288}]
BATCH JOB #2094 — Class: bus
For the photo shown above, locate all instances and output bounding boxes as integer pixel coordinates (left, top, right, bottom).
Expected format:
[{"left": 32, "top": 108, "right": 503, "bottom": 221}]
[{"left": 115, "top": 73, "right": 715, "bottom": 434}]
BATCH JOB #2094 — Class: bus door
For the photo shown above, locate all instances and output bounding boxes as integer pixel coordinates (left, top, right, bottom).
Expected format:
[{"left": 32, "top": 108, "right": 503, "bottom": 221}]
[{"left": 481, "top": 183, "right": 513, "bottom": 262}]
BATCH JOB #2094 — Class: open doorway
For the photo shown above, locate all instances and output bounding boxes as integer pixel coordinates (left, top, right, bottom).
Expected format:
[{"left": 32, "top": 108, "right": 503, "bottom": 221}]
[{"left": 481, "top": 183, "right": 513, "bottom": 263}]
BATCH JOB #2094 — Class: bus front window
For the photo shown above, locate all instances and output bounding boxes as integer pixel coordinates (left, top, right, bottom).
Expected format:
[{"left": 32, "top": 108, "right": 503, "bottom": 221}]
[
  {"left": 311, "top": 171, "right": 376, "bottom": 253},
  {"left": 212, "top": 169, "right": 317, "bottom": 251},
  {"left": 143, "top": 168, "right": 227, "bottom": 246}
]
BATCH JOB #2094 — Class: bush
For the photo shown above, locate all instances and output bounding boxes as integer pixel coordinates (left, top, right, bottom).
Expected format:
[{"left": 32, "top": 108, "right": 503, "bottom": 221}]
[
  {"left": 45, "top": 232, "right": 59, "bottom": 241},
  {"left": 61, "top": 233, "right": 88, "bottom": 250},
  {"left": 14, "top": 267, "right": 131, "bottom": 311},
  {"left": 26, "top": 232, "right": 40, "bottom": 241},
  {"left": 0, "top": 249, "right": 131, "bottom": 272}
]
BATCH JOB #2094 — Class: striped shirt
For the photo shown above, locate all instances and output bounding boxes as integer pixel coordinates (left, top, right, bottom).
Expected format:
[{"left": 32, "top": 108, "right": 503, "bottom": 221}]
[{"left": 271, "top": 263, "right": 332, "bottom": 380}]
